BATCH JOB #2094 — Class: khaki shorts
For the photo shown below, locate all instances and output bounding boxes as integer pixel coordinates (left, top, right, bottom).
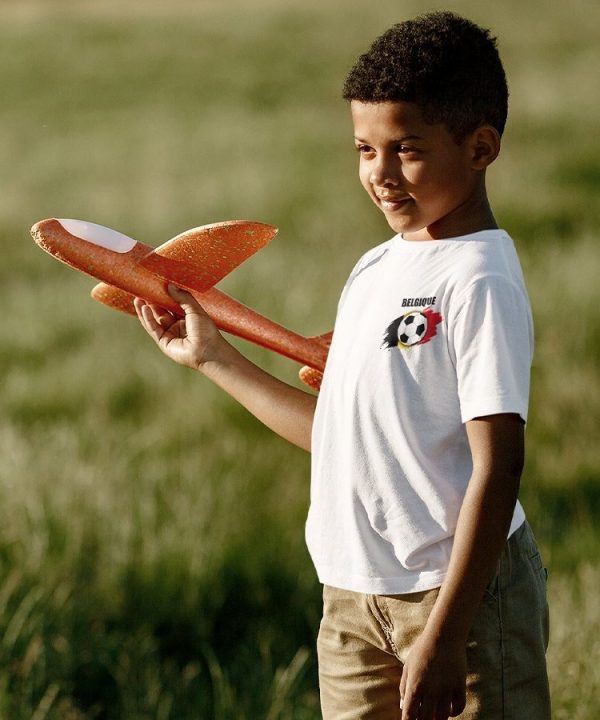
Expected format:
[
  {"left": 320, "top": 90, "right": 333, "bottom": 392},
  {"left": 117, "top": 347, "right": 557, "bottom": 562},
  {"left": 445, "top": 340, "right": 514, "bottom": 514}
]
[{"left": 317, "top": 521, "right": 550, "bottom": 719}]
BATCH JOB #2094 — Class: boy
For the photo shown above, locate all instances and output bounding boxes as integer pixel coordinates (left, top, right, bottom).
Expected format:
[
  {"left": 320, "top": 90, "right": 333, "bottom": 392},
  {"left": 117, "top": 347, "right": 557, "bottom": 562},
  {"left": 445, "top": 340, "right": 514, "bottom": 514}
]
[{"left": 134, "top": 11, "right": 550, "bottom": 720}]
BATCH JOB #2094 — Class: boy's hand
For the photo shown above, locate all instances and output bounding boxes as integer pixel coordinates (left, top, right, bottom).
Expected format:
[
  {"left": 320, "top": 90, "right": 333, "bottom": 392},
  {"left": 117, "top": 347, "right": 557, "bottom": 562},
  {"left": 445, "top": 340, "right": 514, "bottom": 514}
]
[
  {"left": 134, "top": 283, "right": 316, "bottom": 450},
  {"left": 400, "top": 632, "right": 467, "bottom": 720},
  {"left": 134, "top": 285, "right": 226, "bottom": 371}
]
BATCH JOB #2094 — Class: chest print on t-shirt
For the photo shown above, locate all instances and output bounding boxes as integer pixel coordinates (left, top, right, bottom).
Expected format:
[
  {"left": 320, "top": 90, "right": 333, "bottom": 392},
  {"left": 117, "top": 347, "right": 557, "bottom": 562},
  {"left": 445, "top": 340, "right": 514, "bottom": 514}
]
[{"left": 381, "top": 303, "right": 443, "bottom": 351}]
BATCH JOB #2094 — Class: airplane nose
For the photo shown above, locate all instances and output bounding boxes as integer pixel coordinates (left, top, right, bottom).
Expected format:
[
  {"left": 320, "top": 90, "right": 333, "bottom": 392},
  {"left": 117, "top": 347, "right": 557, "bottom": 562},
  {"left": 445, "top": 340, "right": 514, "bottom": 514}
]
[{"left": 56, "top": 219, "right": 137, "bottom": 253}]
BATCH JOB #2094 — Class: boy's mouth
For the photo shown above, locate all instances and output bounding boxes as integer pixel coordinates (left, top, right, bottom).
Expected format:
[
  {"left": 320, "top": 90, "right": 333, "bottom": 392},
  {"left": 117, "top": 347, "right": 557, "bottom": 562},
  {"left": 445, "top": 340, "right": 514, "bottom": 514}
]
[{"left": 376, "top": 195, "right": 412, "bottom": 212}]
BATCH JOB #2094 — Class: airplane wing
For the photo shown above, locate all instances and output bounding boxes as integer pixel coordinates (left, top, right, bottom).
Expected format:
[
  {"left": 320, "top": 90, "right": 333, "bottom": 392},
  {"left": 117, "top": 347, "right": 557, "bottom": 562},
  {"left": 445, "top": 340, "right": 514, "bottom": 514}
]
[
  {"left": 89, "top": 220, "right": 278, "bottom": 315},
  {"left": 137, "top": 220, "right": 277, "bottom": 294},
  {"left": 91, "top": 283, "right": 137, "bottom": 315}
]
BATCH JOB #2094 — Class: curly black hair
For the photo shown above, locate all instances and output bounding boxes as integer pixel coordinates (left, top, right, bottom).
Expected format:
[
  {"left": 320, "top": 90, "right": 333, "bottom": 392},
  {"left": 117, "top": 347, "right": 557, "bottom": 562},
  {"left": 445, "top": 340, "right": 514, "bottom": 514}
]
[{"left": 342, "top": 12, "right": 508, "bottom": 143}]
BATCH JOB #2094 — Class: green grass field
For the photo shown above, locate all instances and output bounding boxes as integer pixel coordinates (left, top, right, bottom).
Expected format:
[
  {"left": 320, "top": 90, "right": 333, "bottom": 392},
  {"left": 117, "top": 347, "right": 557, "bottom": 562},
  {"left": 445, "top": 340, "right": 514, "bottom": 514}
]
[{"left": 1, "top": 0, "right": 599, "bottom": 717}]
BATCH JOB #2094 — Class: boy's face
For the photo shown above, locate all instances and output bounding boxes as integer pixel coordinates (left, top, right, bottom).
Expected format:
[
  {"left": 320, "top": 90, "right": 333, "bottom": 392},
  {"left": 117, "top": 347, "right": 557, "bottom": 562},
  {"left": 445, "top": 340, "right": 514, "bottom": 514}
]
[{"left": 351, "top": 100, "right": 488, "bottom": 241}]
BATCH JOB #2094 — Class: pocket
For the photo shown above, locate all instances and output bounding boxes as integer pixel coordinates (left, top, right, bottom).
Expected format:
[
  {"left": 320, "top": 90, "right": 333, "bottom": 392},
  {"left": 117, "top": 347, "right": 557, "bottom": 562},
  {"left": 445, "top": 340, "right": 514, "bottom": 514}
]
[
  {"left": 483, "top": 564, "right": 500, "bottom": 602},
  {"left": 527, "top": 549, "right": 544, "bottom": 573},
  {"left": 539, "top": 564, "right": 549, "bottom": 594}
]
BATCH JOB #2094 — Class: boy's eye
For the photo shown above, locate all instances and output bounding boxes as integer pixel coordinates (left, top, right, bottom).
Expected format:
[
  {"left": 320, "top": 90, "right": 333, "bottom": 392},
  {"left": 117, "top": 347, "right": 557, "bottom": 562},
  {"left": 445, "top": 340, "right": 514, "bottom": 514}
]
[{"left": 355, "top": 144, "right": 419, "bottom": 156}]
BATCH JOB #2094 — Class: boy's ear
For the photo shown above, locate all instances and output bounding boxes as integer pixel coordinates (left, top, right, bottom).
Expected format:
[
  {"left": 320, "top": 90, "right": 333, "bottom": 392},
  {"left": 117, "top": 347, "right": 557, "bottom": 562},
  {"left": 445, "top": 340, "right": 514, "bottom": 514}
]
[{"left": 468, "top": 125, "right": 501, "bottom": 170}]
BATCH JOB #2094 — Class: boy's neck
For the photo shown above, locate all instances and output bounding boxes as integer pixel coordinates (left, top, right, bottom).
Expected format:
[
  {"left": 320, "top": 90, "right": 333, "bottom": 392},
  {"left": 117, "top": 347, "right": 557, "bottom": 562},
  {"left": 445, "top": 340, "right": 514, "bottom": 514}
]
[{"left": 403, "top": 190, "right": 498, "bottom": 242}]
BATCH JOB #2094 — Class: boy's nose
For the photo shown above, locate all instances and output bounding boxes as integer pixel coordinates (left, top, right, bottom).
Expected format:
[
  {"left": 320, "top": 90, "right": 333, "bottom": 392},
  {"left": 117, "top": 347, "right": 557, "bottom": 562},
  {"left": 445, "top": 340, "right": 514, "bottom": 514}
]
[{"left": 369, "top": 158, "right": 400, "bottom": 187}]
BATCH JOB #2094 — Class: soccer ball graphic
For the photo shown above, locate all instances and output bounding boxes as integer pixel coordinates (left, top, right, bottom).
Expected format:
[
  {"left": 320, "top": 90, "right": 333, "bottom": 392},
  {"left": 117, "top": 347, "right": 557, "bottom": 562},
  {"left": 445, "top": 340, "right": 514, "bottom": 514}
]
[{"left": 397, "top": 311, "right": 428, "bottom": 347}]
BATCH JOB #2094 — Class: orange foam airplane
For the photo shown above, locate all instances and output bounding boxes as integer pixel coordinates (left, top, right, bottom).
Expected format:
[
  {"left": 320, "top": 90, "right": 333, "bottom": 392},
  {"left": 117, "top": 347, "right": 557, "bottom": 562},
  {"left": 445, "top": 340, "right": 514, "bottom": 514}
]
[{"left": 31, "top": 218, "right": 330, "bottom": 389}]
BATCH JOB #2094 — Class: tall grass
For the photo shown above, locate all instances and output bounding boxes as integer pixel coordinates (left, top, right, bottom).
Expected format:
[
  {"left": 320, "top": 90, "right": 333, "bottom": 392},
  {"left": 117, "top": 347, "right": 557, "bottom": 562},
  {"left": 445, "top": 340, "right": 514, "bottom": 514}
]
[{"left": 1, "top": 0, "right": 599, "bottom": 716}]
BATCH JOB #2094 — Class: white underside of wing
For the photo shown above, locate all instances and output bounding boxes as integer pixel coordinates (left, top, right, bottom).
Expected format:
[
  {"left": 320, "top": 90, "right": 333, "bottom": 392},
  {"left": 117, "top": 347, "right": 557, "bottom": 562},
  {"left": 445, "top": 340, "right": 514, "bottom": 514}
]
[{"left": 57, "top": 219, "right": 137, "bottom": 253}]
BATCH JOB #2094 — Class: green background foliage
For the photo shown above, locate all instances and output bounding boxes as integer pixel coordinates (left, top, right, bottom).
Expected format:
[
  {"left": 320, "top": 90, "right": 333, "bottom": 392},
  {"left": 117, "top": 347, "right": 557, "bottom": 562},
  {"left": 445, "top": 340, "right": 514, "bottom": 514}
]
[{"left": 1, "top": 0, "right": 599, "bottom": 717}]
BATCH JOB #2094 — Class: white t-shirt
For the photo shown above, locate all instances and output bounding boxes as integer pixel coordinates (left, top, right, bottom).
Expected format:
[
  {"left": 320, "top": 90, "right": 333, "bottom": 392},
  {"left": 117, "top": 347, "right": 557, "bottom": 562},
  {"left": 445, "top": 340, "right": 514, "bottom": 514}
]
[{"left": 306, "top": 229, "right": 532, "bottom": 595}]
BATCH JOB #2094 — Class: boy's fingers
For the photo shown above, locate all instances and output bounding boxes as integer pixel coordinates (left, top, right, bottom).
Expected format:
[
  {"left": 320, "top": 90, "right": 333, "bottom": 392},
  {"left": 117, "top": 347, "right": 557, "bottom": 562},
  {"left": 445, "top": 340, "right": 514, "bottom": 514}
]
[
  {"left": 434, "top": 696, "right": 452, "bottom": 720},
  {"left": 401, "top": 689, "right": 419, "bottom": 720},
  {"left": 167, "top": 284, "right": 210, "bottom": 319},
  {"left": 166, "top": 283, "right": 187, "bottom": 298},
  {"left": 450, "top": 688, "right": 466, "bottom": 717},
  {"left": 139, "top": 303, "right": 162, "bottom": 334},
  {"left": 419, "top": 694, "right": 435, "bottom": 720},
  {"left": 400, "top": 666, "right": 407, "bottom": 700},
  {"left": 135, "top": 299, "right": 166, "bottom": 328},
  {"left": 134, "top": 301, "right": 171, "bottom": 342},
  {"left": 133, "top": 297, "right": 146, "bottom": 319},
  {"left": 133, "top": 297, "right": 150, "bottom": 326},
  {"left": 167, "top": 283, "right": 195, "bottom": 306},
  {"left": 145, "top": 302, "right": 174, "bottom": 327}
]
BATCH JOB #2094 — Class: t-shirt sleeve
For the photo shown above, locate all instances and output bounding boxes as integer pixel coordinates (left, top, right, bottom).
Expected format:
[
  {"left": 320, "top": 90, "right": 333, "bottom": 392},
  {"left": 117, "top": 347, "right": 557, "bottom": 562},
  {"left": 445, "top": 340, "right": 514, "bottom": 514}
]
[{"left": 450, "top": 274, "right": 534, "bottom": 423}]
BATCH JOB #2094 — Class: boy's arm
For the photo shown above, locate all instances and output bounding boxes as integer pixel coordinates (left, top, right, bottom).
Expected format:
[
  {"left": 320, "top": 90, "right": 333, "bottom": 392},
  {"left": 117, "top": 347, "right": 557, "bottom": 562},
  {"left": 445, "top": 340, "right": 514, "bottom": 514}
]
[
  {"left": 134, "top": 286, "right": 317, "bottom": 452},
  {"left": 400, "top": 413, "right": 524, "bottom": 720}
]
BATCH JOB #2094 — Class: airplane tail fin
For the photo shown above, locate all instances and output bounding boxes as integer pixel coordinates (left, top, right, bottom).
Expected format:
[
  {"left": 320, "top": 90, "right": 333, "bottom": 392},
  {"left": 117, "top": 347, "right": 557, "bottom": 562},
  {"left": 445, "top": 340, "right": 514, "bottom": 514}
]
[
  {"left": 297, "top": 331, "right": 332, "bottom": 390},
  {"left": 299, "top": 366, "right": 324, "bottom": 391},
  {"left": 309, "top": 331, "right": 333, "bottom": 349}
]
